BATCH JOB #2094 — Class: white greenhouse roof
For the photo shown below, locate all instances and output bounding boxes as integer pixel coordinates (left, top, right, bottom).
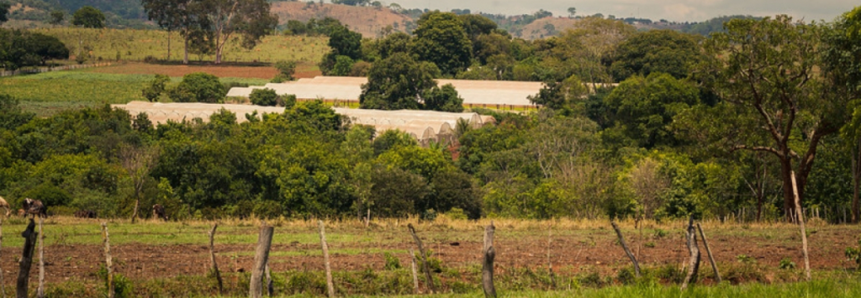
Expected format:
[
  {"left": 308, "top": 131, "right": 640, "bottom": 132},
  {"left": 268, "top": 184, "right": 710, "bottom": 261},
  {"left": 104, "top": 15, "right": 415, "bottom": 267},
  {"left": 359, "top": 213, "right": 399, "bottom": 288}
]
[
  {"left": 111, "top": 101, "right": 489, "bottom": 143},
  {"left": 226, "top": 76, "right": 544, "bottom": 107}
]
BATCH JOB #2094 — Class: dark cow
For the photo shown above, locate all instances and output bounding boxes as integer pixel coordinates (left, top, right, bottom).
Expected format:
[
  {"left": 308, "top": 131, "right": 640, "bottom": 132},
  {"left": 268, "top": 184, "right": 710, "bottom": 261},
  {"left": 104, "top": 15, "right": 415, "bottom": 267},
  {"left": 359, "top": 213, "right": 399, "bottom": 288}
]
[
  {"left": 74, "top": 210, "right": 97, "bottom": 218},
  {"left": 22, "top": 198, "right": 47, "bottom": 219},
  {"left": 152, "top": 204, "right": 168, "bottom": 221}
]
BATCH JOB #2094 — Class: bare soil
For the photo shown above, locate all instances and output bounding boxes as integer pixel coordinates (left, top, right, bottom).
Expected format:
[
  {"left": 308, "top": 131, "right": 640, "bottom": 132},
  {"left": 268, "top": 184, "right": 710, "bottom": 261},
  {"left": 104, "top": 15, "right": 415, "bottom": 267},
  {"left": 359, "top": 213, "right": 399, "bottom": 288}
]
[
  {"left": 89, "top": 62, "right": 321, "bottom": 79},
  {"left": 4, "top": 224, "right": 856, "bottom": 285}
]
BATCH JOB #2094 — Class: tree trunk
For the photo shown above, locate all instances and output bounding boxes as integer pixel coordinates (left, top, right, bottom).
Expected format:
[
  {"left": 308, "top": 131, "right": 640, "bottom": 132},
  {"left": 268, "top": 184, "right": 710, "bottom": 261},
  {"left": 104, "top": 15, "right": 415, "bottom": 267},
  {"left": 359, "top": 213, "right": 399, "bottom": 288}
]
[
  {"left": 101, "top": 223, "right": 114, "bottom": 298},
  {"left": 208, "top": 223, "right": 223, "bottom": 294},
  {"left": 131, "top": 199, "right": 139, "bottom": 224},
  {"left": 250, "top": 224, "right": 274, "bottom": 298},
  {"left": 791, "top": 171, "right": 812, "bottom": 281},
  {"left": 481, "top": 222, "right": 497, "bottom": 298},
  {"left": 780, "top": 158, "right": 796, "bottom": 222},
  {"left": 853, "top": 138, "right": 861, "bottom": 223},
  {"left": 611, "top": 221, "right": 640, "bottom": 277},
  {"left": 183, "top": 35, "right": 189, "bottom": 65},
  {"left": 16, "top": 220, "right": 36, "bottom": 298},
  {"left": 407, "top": 224, "right": 435, "bottom": 293},
  {"left": 318, "top": 221, "right": 335, "bottom": 298}
]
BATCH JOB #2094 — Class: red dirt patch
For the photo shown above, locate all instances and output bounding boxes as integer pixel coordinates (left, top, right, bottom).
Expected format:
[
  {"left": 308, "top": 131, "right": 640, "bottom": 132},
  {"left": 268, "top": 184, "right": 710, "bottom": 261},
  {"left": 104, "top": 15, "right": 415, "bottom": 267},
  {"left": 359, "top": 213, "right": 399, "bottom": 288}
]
[{"left": 88, "top": 62, "right": 321, "bottom": 79}]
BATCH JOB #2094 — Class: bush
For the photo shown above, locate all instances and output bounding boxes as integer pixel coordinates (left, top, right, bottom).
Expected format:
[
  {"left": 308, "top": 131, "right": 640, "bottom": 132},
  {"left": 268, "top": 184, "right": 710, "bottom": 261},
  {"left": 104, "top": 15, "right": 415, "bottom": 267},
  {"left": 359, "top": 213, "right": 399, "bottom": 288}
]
[
  {"left": 383, "top": 252, "right": 401, "bottom": 270},
  {"left": 250, "top": 88, "right": 280, "bottom": 106},
  {"left": 282, "top": 94, "right": 297, "bottom": 109},
  {"left": 23, "top": 183, "right": 72, "bottom": 207},
  {"left": 272, "top": 60, "right": 296, "bottom": 82},
  {"left": 168, "top": 73, "right": 225, "bottom": 103},
  {"left": 253, "top": 200, "right": 283, "bottom": 219},
  {"left": 142, "top": 74, "right": 170, "bottom": 102}
]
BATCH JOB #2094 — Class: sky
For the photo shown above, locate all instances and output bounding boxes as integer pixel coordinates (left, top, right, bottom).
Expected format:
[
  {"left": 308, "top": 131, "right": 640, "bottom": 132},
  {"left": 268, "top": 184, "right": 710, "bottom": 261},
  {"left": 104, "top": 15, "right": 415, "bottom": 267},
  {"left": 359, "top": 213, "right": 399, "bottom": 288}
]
[{"left": 385, "top": 0, "right": 858, "bottom": 23}]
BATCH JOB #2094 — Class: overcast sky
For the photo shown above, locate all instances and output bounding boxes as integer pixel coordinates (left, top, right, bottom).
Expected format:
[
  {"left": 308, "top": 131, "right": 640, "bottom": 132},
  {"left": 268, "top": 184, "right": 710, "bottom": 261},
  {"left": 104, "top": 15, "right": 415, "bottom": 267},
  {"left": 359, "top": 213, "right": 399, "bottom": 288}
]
[{"left": 385, "top": 0, "right": 857, "bottom": 22}]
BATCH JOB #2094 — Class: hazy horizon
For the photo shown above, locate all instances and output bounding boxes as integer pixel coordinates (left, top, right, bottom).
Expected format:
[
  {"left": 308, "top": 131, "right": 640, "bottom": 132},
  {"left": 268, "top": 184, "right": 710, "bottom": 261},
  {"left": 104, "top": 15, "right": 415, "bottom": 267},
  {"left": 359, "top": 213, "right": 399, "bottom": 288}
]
[{"left": 382, "top": 0, "right": 858, "bottom": 22}]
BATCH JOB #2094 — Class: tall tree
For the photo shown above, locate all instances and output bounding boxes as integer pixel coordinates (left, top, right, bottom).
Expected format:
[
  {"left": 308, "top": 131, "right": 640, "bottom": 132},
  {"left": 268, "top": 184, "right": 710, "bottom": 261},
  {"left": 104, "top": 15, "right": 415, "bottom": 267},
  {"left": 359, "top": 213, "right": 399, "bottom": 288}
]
[
  {"left": 608, "top": 30, "right": 703, "bottom": 81},
  {"left": 679, "top": 16, "right": 848, "bottom": 220},
  {"left": 0, "top": 2, "right": 10, "bottom": 25},
  {"left": 142, "top": 0, "right": 185, "bottom": 61},
  {"left": 49, "top": 10, "right": 65, "bottom": 26},
  {"left": 827, "top": 6, "right": 861, "bottom": 222},
  {"left": 360, "top": 52, "right": 440, "bottom": 110},
  {"left": 199, "top": 0, "right": 278, "bottom": 64},
  {"left": 72, "top": 6, "right": 106, "bottom": 28},
  {"left": 411, "top": 11, "right": 472, "bottom": 76}
]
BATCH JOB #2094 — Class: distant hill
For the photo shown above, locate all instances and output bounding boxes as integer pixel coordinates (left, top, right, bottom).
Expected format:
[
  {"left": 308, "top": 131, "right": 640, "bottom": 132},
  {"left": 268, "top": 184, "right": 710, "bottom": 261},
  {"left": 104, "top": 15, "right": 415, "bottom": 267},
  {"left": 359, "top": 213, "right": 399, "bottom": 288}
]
[
  {"left": 2, "top": 0, "right": 151, "bottom": 29},
  {"left": 271, "top": 2, "right": 414, "bottom": 38}
]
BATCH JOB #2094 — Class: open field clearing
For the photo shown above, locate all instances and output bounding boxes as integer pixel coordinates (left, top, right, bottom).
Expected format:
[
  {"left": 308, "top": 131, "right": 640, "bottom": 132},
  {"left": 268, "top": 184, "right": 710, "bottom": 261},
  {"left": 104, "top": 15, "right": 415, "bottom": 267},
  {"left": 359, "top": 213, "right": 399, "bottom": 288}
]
[
  {"left": 30, "top": 28, "right": 329, "bottom": 64},
  {"left": 0, "top": 216, "right": 858, "bottom": 297},
  {"left": 87, "top": 62, "right": 321, "bottom": 80},
  {"left": 0, "top": 71, "right": 268, "bottom": 117}
]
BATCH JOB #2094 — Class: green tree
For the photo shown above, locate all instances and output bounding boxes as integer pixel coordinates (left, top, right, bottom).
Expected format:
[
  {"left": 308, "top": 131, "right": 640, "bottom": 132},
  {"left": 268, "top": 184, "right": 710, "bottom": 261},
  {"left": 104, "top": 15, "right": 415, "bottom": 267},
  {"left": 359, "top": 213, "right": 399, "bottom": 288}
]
[
  {"left": 272, "top": 60, "right": 296, "bottom": 82},
  {"left": 604, "top": 72, "right": 699, "bottom": 148},
  {"left": 411, "top": 11, "right": 472, "bottom": 76},
  {"left": 827, "top": 6, "right": 861, "bottom": 222},
  {"left": 568, "top": 7, "right": 576, "bottom": 18},
  {"left": 0, "top": 94, "right": 35, "bottom": 131},
  {"left": 169, "top": 72, "right": 226, "bottom": 103},
  {"left": 422, "top": 84, "right": 464, "bottom": 112},
  {"left": 678, "top": 16, "right": 847, "bottom": 220},
  {"left": 199, "top": 0, "right": 278, "bottom": 64},
  {"left": 331, "top": 55, "right": 354, "bottom": 76},
  {"left": 142, "top": 74, "right": 170, "bottom": 102},
  {"left": 49, "top": 10, "right": 65, "bottom": 26},
  {"left": 0, "top": 2, "right": 9, "bottom": 25},
  {"left": 142, "top": 0, "right": 194, "bottom": 61},
  {"left": 360, "top": 52, "right": 441, "bottom": 110},
  {"left": 249, "top": 88, "right": 280, "bottom": 106},
  {"left": 320, "top": 25, "right": 362, "bottom": 75},
  {"left": 72, "top": 6, "right": 106, "bottom": 28},
  {"left": 609, "top": 30, "right": 703, "bottom": 81}
]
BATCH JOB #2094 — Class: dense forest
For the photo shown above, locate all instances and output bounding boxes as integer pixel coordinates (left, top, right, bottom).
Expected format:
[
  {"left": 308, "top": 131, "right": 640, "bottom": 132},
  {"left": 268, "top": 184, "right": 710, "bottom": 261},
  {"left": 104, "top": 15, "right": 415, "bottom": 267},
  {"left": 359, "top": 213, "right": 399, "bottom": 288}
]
[{"left": 2, "top": 4, "right": 861, "bottom": 224}]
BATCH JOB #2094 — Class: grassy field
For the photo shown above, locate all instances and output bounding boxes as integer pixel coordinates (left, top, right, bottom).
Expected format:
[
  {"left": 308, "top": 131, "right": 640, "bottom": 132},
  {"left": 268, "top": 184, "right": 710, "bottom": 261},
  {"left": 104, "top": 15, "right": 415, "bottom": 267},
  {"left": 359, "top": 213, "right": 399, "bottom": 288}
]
[
  {"left": 0, "top": 70, "right": 269, "bottom": 117},
  {"left": 30, "top": 28, "right": 329, "bottom": 64}
]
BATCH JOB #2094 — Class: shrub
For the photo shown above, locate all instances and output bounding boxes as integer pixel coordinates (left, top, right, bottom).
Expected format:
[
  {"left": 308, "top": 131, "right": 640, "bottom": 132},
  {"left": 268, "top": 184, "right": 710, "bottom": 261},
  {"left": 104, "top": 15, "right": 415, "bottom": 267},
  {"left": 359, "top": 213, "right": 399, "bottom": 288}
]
[
  {"left": 779, "top": 257, "right": 797, "bottom": 270},
  {"left": 142, "top": 74, "right": 170, "bottom": 102},
  {"left": 253, "top": 200, "right": 283, "bottom": 219},
  {"left": 282, "top": 94, "right": 297, "bottom": 109},
  {"left": 846, "top": 238, "right": 861, "bottom": 269},
  {"left": 272, "top": 60, "right": 296, "bottom": 82},
  {"left": 250, "top": 88, "right": 280, "bottom": 106},
  {"left": 168, "top": 73, "right": 225, "bottom": 103},
  {"left": 383, "top": 252, "right": 401, "bottom": 270}
]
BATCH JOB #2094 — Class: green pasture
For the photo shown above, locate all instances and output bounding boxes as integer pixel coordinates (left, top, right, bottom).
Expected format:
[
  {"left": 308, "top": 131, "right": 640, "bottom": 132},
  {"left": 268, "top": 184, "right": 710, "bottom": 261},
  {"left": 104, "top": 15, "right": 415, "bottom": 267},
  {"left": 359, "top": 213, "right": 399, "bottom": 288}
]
[
  {"left": 29, "top": 28, "right": 329, "bottom": 64},
  {"left": 0, "top": 70, "right": 269, "bottom": 117}
]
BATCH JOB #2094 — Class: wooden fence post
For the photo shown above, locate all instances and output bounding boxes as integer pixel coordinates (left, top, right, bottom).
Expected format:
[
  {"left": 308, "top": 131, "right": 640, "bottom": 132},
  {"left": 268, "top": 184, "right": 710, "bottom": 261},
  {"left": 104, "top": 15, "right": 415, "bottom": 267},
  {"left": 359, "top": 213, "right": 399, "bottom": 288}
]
[
  {"left": 791, "top": 171, "right": 812, "bottom": 281},
  {"left": 101, "top": 222, "right": 114, "bottom": 298},
  {"left": 0, "top": 218, "right": 5, "bottom": 298},
  {"left": 409, "top": 248, "right": 419, "bottom": 294},
  {"left": 680, "top": 216, "right": 701, "bottom": 291},
  {"left": 208, "top": 223, "right": 224, "bottom": 294},
  {"left": 37, "top": 217, "right": 44, "bottom": 298},
  {"left": 249, "top": 223, "right": 274, "bottom": 298},
  {"left": 696, "top": 223, "right": 721, "bottom": 283},
  {"left": 610, "top": 221, "right": 640, "bottom": 277},
  {"left": 318, "top": 220, "right": 335, "bottom": 298},
  {"left": 16, "top": 219, "right": 36, "bottom": 298},
  {"left": 407, "top": 224, "right": 435, "bottom": 293},
  {"left": 481, "top": 221, "right": 497, "bottom": 298}
]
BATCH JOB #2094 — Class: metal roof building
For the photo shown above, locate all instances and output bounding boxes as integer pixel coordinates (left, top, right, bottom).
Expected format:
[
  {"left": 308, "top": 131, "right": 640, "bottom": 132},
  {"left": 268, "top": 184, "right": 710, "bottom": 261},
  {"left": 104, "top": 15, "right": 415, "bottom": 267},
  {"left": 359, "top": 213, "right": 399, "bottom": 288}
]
[{"left": 226, "top": 76, "right": 544, "bottom": 107}]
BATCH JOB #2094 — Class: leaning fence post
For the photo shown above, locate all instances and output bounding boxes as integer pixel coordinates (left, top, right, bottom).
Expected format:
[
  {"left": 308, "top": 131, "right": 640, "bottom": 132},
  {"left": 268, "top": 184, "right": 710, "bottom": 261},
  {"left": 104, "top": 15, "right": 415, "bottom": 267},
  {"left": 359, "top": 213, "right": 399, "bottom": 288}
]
[
  {"left": 250, "top": 223, "right": 274, "bottom": 298},
  {"left": 318, "top": 220, "right": 335, "bottom": 298},
  {"left": 409, "top": 248, "right": 419, "bottom": 294},
  {"left": 37, "top": 217, "right": 45, "bottom": 298},
  {"left": 101, "top": 222, "right": 114, "bottom": 298},
  {"left": 16, "top": 220, "right": 36, "bottom": 298},
  {"left": 208, "top": 223, "right": 224, "bottom": 294},
  {"left": 407, "top": 224, "right": 435, "bottom": 293},
  {"left": 696, "top": 223, "right": 721, "bottom": 283},
  {"left": 681, "top": 216, "right": 701, "bottom": 291},
  {"left": 481, "top": 221, "right": 497, "bottom": 298},
  {"left": 0, "top": 218, "right": 5, "bottom": 298},
  {"left": 791, "top": 171, "right": 812, "bottom": 281},
  {"left": 611, "top": 221, "right": 640, "bottom": 277}
]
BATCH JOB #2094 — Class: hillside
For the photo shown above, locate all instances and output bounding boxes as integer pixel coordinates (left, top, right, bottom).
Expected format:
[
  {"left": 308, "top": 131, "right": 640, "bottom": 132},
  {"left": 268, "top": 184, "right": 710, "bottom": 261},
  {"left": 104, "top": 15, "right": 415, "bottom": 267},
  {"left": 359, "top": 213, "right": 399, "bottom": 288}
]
[
  {"left": 271, "top": 2, "right": 414, "bottom": 38},
  {"left": 516, "top": 17, "right": 580, "bottom": 39}
]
